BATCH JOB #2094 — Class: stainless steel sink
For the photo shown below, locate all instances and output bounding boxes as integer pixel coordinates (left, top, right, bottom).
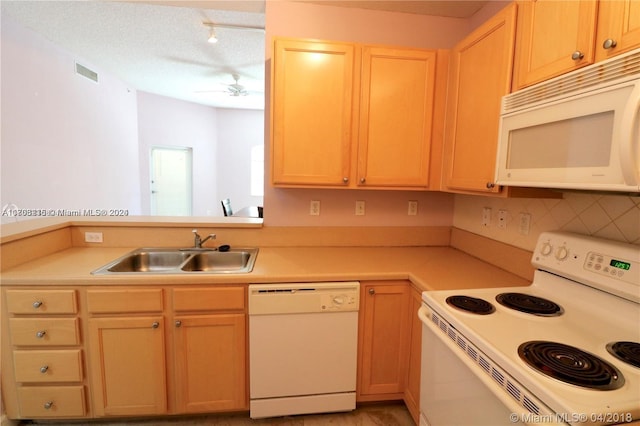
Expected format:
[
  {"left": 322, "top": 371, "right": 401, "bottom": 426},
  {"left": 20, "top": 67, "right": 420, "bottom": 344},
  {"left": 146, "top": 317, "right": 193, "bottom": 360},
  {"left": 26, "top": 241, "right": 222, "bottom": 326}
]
[
  {"left": 91, "top": 248, "right": 258, "bottom": 275},
  {"left": 180, "top": 250, "right": 256, "bottom": 273}
]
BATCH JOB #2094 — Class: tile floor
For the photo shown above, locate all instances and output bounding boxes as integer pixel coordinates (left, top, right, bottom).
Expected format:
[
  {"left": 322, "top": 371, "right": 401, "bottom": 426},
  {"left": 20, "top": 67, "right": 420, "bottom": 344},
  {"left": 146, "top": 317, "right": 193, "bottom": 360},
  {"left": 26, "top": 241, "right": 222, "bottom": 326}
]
[{"left": 22, "top": 403, "right": 415, "bottom": 426}]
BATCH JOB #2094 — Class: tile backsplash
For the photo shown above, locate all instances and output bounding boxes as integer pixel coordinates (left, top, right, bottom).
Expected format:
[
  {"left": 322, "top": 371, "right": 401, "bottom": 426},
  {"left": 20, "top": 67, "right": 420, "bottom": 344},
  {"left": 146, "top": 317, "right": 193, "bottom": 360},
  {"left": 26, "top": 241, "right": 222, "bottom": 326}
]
[{"left": 453, "top": 193, "right": 640, "bottom": 251}]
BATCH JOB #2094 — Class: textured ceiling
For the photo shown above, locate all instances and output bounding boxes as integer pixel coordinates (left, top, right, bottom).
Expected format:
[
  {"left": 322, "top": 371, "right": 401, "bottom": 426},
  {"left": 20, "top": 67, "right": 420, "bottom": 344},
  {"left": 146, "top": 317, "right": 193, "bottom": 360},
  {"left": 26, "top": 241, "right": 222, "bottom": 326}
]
[
  {"left": 2, "top": 1, "right": 486, "bottom": 110},
  {"left": 1, "top": 0, "right": 266, "bottom": 109}
]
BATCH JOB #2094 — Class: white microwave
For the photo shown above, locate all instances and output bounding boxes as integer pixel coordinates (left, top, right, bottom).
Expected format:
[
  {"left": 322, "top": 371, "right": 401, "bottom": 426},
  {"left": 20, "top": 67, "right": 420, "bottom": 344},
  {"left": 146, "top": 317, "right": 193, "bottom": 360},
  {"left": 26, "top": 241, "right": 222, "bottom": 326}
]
[{"left": 496, "top": 49, "right": 640, "bottom": 193}]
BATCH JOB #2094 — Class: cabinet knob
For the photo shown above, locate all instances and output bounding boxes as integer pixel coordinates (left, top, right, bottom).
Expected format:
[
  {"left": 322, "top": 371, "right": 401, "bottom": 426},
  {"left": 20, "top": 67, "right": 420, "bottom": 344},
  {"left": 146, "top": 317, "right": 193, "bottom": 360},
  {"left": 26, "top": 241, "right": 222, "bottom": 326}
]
[
  {"left": 43, "top": 401, "right": 53, "bottom": 410},
  {"left": 35, "top": 330, "right": 47, "bottom": 338},
  {"left": 40, "top": 365, "right": 49, "bottom": 374},
  {"left": 571, "top": 51, "right": 584, "bottom": 60},
  {"left": 175, "top": 320, "right": 182, "bottom": 327},
  {"left": 343, "top": 177, "right": 349, "bottom": 183},
  {"left": 151, "top": 322, "right": 160, "bottom": 329},
  {"left": 486, "top": 182, "right": 495, "bottom": 189},
  {"left": 368, "top": 288, "right": 375, "bottom": 295},
  {"left": 360, "top": 177, "right": 366, "bottom": 184},
  {"left": 32, "top": 301, "right": 43, "bottom": 309},
  {"left": 602, "top": 39, "right": 617, "bottom": 50}
]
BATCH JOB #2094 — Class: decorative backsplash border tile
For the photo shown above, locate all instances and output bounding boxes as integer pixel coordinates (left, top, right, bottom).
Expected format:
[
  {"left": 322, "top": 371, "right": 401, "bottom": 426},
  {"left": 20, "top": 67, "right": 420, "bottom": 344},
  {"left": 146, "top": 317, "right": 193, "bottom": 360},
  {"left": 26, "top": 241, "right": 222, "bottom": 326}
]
[{"left": 453, "top": 193, "right": 640, "bottom": 251}]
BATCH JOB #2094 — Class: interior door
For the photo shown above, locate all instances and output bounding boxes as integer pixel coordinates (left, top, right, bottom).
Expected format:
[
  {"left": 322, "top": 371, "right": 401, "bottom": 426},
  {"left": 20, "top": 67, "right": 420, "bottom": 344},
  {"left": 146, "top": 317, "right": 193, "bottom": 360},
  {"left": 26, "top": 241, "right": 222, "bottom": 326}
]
[{"left": 150, "top": 147, "right": 192, "bottom": 216}]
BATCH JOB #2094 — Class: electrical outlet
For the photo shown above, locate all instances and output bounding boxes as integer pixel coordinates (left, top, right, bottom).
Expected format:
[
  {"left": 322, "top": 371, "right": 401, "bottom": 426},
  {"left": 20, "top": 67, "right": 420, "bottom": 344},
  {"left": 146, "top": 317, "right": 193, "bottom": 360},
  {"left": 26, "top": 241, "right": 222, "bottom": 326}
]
[
  {"left": 310, "top": 200, "right": 320, "bottom": 216},
  {"left": 355, "top": 201, "right": 365, "bottom": 216},
  {"left": 482, "top": 207, "right": 491, "bottom": 227},
  {"left": 85, "top": 232, "right": 103, "bottom": 243},
  {"left": 498, "top": 210, "right": 507, "bottom": 229},
  {"left": 519, "top": 213, "right": 531, "bottom": 235},
  {"left": 408, "top": 200, "right": 418, "bottom": 216}
]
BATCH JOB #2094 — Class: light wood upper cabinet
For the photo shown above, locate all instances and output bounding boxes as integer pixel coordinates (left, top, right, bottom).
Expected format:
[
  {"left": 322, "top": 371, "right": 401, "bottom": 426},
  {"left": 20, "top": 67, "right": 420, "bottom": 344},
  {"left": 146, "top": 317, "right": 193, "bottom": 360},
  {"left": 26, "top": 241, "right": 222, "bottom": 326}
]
[
  {"left": 513, "top": 0, "right": 598, "bottom": 89},
  {"left": 514, "top": 0, "right": 640, "bottom": 90},
  {"left": 596, "top": 0, "right": 640, "bottom": 61},
  {"left": 271, "top": 38, "right": 442, "bottom": 190},
  {"left": 443, "top": 3, "right": 517, "bottom": 194},
  {"left": 357, "top": 47, "right": 437, "bottom": 188},
  {"left": 271, "top": 39, "right": 356, "bottom": 186}
]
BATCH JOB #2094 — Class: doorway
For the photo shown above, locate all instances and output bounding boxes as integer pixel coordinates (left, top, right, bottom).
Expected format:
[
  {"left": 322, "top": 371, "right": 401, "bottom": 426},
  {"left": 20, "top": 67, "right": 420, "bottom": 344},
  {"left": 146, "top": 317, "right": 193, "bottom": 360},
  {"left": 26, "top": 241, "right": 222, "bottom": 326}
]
[{"left": 150, "top": 147, "right": 192, "bottom": 216}]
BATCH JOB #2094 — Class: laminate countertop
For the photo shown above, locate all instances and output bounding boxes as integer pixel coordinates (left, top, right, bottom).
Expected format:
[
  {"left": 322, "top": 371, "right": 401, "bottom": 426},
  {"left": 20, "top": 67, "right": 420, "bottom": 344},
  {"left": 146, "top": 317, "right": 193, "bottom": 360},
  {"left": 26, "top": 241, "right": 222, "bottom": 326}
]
[{"left": 0, "top": 245, "right": 531, "bottom": 291}]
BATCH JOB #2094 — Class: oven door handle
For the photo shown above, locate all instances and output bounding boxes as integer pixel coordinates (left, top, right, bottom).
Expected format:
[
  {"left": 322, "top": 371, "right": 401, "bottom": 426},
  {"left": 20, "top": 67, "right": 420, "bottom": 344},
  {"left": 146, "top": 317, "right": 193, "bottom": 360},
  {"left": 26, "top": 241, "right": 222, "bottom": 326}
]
[{"left": 419, "top": 305, "right": 557, "bottom": 424}]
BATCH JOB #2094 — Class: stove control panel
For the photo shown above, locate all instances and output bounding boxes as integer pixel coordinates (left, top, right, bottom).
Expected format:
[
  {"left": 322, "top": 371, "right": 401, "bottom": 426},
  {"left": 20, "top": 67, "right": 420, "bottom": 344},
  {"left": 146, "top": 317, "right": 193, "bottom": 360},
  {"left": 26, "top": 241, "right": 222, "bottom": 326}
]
[{"left": 533, "top": 231, "right": 639, "bottom": 303}]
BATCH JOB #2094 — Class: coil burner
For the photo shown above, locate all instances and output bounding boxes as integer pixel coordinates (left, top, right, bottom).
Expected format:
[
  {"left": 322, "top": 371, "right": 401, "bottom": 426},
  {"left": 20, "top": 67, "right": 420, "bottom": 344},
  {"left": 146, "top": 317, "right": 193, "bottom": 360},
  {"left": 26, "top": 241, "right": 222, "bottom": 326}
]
[
  {"left": 607, "top": 341, "right": 640, "bottom": 368},
  {"left": 496, "top": 292, "right": 563, "bottom": 316},
  {"left": 518, "top": 341, "right": 624, "bottom": 390},
  {"left": 446, "top": 295, "right": 495, "bottom": 315}
]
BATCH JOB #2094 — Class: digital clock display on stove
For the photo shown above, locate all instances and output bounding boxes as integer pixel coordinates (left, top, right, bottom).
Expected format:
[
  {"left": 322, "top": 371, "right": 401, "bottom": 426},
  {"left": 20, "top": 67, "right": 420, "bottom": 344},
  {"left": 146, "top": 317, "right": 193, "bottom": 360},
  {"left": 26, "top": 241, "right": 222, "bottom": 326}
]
[{"left": 610, "top": 259, "right": 631, "bottom": 270}]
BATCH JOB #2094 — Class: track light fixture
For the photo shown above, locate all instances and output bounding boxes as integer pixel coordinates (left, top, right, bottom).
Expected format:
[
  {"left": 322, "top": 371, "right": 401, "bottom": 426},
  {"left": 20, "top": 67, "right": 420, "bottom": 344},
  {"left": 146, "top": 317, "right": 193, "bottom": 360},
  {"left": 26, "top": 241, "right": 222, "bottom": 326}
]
[
  {"left": 207, "top": 27, "right": 218, "bottom": 44},
  {"left": 202, "top": 21, "right": 265, "bottom": 44}
]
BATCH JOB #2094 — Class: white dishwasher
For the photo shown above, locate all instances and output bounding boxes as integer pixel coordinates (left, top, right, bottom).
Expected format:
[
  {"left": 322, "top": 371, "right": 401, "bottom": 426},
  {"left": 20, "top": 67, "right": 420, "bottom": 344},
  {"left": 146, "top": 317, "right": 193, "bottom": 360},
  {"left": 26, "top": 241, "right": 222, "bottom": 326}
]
[{"left": 248, "top": 281, "right": 360, "bottom": 419}]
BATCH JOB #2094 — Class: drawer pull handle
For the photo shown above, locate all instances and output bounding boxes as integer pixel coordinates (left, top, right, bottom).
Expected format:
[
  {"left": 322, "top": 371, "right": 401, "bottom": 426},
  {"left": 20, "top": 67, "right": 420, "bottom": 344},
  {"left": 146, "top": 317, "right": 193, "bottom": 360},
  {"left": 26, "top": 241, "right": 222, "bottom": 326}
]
[
  {"left": 40, "top": 365, "right": 49, "bottom": 373},
  {"left": 151, "top": 322, "right": 160, "bottom": 329},
  {"left": 35, "top": 330, "right": 47, "bottom": 338},
  {"left": 33, "top": 301, "right": 43, "bottom": 308},
  {"left": 175, "top": 320, "right": 182, "bottom": 327},
  {"left": 368, "top": 288, "right": 375, "bottom": 295},
  {"left": 43, "top": 401, "right": 53, "bottom": 410},
  {"left": 571, "top": 50, "right": 584, "bottom": 60},
  {"left": 603, "top": 38, "right": 617, "bottom": 50}
]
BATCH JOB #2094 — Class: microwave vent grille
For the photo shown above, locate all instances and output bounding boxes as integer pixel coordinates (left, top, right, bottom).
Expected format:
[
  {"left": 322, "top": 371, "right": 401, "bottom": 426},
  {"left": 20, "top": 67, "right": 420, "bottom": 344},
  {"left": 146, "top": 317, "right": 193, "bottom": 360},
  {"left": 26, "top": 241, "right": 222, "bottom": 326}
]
[{"left": 504, "top": 48, "right": 640, "bottom": 113}]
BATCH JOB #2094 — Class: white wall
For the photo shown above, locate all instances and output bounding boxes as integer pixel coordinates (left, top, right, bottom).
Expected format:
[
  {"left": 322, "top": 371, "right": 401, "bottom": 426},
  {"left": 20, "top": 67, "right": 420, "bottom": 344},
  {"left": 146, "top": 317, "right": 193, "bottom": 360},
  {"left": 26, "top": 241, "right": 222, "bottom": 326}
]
[
  {"left": 1, "top": 14, "right": 140, "bottom": 222},
  {"left": 216, "top": 108, "right": 264, "bottom": 214},
  {"left": 136, "top": 92, "right": 219, "bottom": 216}
]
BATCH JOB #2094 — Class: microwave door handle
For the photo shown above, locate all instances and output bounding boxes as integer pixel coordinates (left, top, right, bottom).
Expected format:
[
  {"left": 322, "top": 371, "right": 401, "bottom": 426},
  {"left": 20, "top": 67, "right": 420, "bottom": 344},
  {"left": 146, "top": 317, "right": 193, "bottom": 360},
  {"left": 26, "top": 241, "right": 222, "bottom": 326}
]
[{"left": 619, "top": 83, "right": 640, "bottom": 186}]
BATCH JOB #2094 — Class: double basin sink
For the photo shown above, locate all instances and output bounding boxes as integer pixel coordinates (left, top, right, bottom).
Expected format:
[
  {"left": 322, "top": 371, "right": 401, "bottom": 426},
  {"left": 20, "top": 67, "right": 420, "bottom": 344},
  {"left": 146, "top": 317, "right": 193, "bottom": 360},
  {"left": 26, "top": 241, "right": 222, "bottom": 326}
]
[{"left": 91, "top": 247, "right": 258, "bottom": 275}]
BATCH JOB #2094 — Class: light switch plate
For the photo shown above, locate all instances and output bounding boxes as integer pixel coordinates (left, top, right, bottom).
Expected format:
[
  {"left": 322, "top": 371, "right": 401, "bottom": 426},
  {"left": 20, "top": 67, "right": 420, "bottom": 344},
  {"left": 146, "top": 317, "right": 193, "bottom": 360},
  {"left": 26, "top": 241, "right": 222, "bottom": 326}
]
[
  {"left": 310, "top": 200, "right": 320, "bottom": 216},
  {"left": 355, "top": 201, "right": 365, "bottom": 216},
  {"left": 85, "top": 232, "right": 103, "bottom": 243}
]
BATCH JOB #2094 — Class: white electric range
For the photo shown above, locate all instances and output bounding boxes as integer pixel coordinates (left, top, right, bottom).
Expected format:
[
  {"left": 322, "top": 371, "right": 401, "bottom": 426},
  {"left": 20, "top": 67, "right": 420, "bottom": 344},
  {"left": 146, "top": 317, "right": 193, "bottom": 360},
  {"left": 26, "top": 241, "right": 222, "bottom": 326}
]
[{"left": 419, "top": 231, "right": 640, "bottom": 426}]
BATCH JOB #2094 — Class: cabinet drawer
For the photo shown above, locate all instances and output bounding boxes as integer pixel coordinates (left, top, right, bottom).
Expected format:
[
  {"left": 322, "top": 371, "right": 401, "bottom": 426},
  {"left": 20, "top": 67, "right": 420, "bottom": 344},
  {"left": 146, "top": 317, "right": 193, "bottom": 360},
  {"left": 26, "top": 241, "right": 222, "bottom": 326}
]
[
  {"left": 14, "top": 350, "right": 83, "bottom": 383},
  {"left": 87, "top": 288, "right": 163, "bottom": 313},
  {"left": 173, "top": 287, "right": 245, "bottom": 312},
  {"left": 18, "top": 386, "right": 86, "bottom": 417},
  {"left": 6, "top": 290, "right": 77, "bottom": 314},
  {"left": 10, "top": 318, "right": 80, "bottom": 346}
]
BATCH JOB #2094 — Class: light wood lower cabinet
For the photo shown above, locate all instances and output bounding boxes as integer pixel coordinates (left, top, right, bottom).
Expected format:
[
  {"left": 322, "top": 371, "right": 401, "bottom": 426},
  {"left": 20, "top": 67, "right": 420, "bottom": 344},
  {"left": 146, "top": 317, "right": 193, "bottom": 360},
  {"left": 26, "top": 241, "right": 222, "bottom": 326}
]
[
  {"left": 173, "top": 314, "right": 246, "bottom": 412},
  {"left": 404, "top": 288, "right": 423, "bottom": 425},
  {"left": 2, "top": 288, "right": 87, "bottom": 419},
  {"left": 86, "top": 286, "right": 247, "bottom": 418},
  {"left": 358, "top": 281, "right": 410, "bottom": 400},
  {"left": 172, "top": 287, "right": 247, "bottom": 413},
  {"left": 88, "top": 316, "right": 168, "bottom": 416}
]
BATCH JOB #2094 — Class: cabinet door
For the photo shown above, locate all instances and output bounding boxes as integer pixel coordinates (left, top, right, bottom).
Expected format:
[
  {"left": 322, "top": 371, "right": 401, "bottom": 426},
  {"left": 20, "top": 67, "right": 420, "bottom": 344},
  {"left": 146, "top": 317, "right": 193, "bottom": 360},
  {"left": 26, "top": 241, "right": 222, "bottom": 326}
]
[
  {"left": 271, "top": 39, "right": 355, "bottom": 186},
  {"left": 596, "top": 0, "right": 640, "bottom": 61},
  {"left": 173, "top": 314, "right": 246, "bottom": 412},
  {"left": 443, "top": 3, "right": 517, "bottom": 193},
  {"left": 513, "top": 0, "right": 598, "bottom": 89},
  {"left": 357, "top": 47, "right": 436, "bottom": 188},
  {"left": 403, "top": 288, "right": 423, "bottom": 425},
  {"left": 358, "top": 282, "right": 409, "bottom": 397},
  {"left": 88, "top": 317, "right": 167, "bottom": 416}
]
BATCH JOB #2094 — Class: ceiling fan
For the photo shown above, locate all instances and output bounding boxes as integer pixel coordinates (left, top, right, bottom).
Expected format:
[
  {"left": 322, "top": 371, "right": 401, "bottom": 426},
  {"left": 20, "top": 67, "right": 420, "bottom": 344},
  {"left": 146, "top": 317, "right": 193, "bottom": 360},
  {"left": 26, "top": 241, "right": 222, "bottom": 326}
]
[{"left": 227, "top": 73, "right": 248, "bottom": 96}]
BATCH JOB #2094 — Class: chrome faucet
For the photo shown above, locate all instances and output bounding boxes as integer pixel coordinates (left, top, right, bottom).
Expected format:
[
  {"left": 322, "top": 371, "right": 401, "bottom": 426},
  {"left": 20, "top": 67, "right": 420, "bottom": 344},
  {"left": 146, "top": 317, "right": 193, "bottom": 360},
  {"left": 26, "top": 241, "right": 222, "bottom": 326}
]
[{"left": 192, "top": 229, "right": 216, "bottom": 249}]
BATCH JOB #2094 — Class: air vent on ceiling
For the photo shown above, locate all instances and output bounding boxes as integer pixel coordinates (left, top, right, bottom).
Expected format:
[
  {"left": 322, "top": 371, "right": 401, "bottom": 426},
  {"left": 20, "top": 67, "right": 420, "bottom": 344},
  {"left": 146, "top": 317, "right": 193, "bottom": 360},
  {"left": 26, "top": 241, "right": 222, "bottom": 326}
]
[{"left": 75, "top": 62, "right": 98, "bottom": 83}]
